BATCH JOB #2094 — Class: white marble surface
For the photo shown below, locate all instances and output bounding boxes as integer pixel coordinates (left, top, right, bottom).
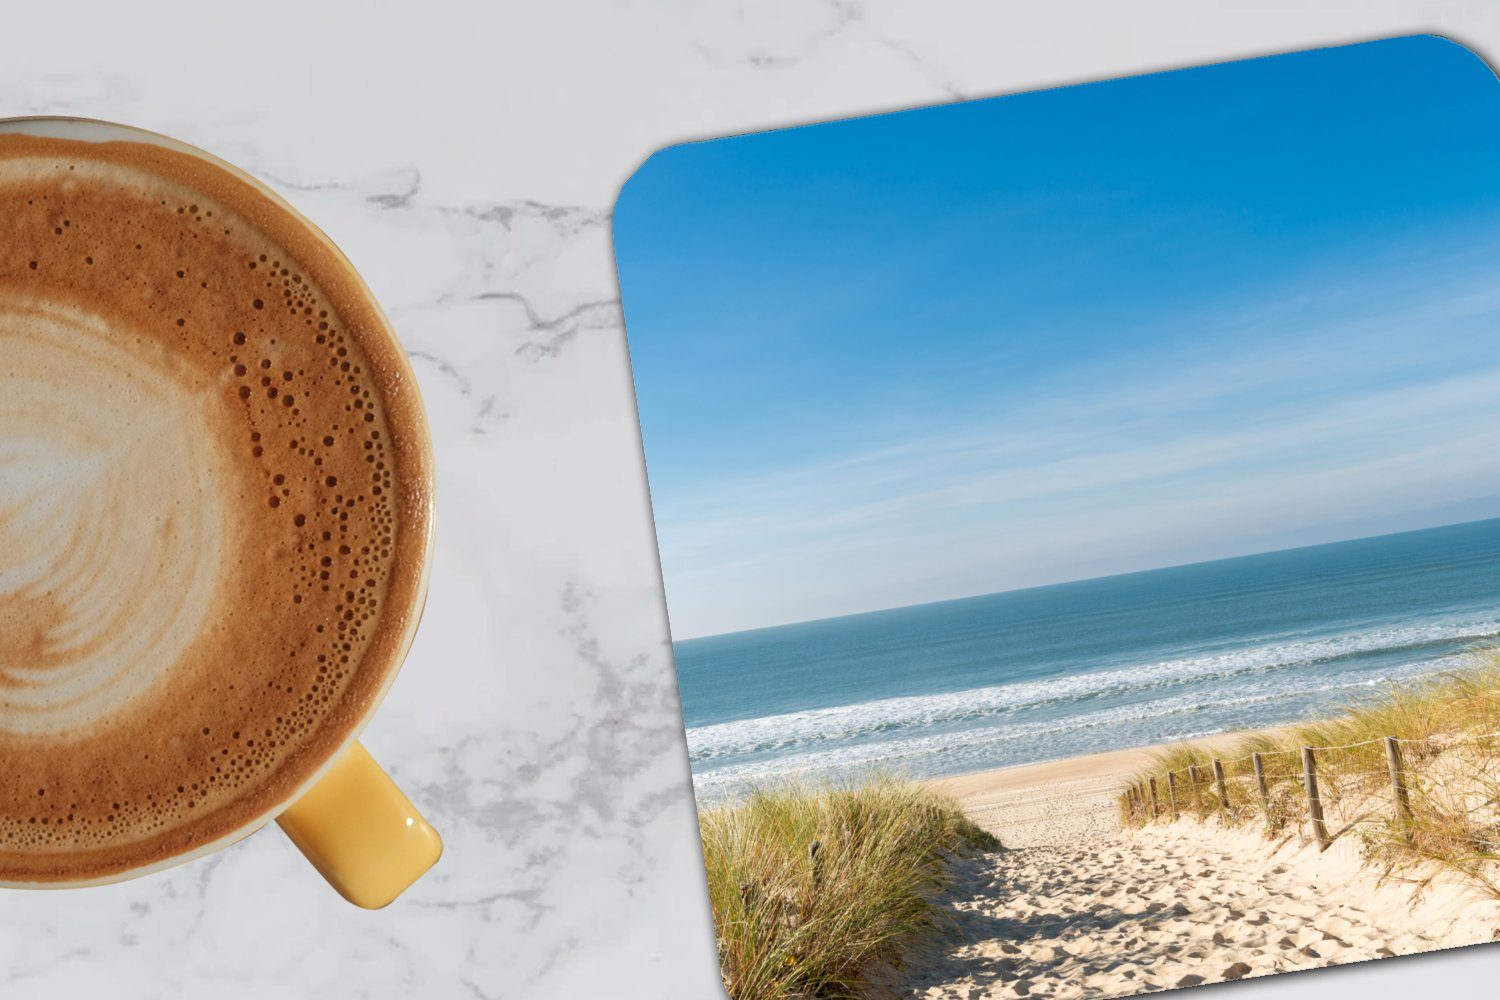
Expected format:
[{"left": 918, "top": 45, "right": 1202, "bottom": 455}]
[{"left": 2, "top": 2, "right": 1498, "bottom": 997}]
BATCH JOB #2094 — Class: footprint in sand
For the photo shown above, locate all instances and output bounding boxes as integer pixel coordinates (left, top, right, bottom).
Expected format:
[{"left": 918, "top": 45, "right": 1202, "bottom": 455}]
[
  {"left": 1321, "top": 916, "right": 1357, "bottom": 938},
  {"left": 888, "top": 807, "right": 1497, "bottom": 1000},
  {"left": 1289, "top": 928, "right": 1323, "bottom": 950}
]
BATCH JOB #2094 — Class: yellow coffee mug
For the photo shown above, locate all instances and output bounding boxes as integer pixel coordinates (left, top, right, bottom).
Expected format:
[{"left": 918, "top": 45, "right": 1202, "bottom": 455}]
[
  {"left": 277, "top": 743, "right": 442, "bottom": 908},
  {"left": 0, "top": 116, "right": 440, "bottom": 908}
]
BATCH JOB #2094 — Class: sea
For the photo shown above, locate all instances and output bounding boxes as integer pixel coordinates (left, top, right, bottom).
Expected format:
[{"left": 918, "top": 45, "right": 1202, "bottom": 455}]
[{"left": 675, "top": 517, "right": 1500, "bottom": 801}]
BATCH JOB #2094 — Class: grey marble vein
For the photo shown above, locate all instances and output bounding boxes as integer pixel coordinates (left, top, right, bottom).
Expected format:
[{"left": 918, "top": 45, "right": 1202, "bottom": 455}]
[{"left": 4, "top": 4, "right": 1500, "bottom": 999}]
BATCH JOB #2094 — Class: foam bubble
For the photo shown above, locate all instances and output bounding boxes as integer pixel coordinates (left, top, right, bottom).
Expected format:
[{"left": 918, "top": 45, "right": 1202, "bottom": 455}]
[{"left": 0, "top": 133, "right": 428, "bottom": 881}]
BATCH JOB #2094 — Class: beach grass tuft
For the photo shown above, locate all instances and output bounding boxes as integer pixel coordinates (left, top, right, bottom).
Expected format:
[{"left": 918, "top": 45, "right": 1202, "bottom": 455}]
[
  {"left": 699, "top": 775, "right": 998, "bottom": 1000},
  {"left": 1127, "top": 651, "right": 1500, "bottom": 896}
]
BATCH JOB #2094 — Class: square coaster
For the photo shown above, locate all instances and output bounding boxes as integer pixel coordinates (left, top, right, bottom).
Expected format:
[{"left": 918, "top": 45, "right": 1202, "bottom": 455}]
[{"left": 616, "top": 35, "right": 1500, "bottom": 1000}]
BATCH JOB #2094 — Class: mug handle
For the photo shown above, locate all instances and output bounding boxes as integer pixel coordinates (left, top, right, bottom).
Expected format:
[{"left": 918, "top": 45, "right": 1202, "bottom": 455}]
[{"left": 276, "top": 741, "right": 442, "bottom": 908}]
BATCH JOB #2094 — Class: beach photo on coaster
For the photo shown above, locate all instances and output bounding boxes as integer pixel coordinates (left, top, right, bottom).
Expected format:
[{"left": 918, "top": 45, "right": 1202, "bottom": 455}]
[{"left": 614, "top": 35, "right": 1500, "bottom": 1000}]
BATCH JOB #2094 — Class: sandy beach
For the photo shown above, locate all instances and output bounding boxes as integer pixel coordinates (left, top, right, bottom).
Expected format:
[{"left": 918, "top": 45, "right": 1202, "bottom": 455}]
[
  {"left": 928, "top": 732, "right": 1289, "bottom": 847},
  {"left": 868, "top": 736, "right": 1500, "bottom": 999}
]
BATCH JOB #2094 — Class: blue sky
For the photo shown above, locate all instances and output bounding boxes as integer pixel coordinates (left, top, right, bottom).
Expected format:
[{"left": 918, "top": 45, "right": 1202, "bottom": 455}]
[{"left": 615, "top": 36, "right": 1500, "bottom": 640}]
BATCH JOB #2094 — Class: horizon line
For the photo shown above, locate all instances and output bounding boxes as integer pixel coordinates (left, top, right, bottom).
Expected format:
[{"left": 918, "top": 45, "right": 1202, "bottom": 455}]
[{"left": 672, "top": 512, "right": 1500, "bottom": 644}]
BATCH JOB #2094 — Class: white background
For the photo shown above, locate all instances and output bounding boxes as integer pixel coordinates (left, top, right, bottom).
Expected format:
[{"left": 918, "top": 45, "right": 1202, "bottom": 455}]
[{"left": 0, "top": 1, "right": 1495, "bottom": 997}]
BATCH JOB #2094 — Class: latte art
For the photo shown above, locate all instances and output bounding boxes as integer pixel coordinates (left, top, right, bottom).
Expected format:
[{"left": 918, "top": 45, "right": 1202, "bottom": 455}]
[
  {"left": 0, "top": 298, "right": 228, "bottom": 734},
  {"left": 0, "top": 131, "right": 431, "bottom": 884}
]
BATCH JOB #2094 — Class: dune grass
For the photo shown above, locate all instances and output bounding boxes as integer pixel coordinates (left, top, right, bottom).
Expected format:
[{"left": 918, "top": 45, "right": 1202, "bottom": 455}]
[
  {"left": 699, "top": 775, "right": 999, "bottom": 1000},
  {"left": 1123, "top": 652, "right": 1500, "bottom": 895}
]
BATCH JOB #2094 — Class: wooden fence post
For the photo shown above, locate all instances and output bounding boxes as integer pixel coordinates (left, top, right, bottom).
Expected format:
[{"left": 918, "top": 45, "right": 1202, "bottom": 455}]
[
  {"left": 1167, "top": 771, "right": 1178, "bottom": 820},
  {"left": 1384, "top": 736, "right": 1412, "bottom": 834},
  {"left": 1148, "top": 776, "right": 1160, "bottom": 820},
  {"left": 1302, "top": 746, "right": 1330, "bottom": 851},
  {"left": 1187, "top": 764, "right": 1201, "bottom": 815},
  {"left": 1212, "top": 759, "right": 1230, "bottom": 821},
  {"left": 1252, "top": 752, "right": 1270, "bottom": 825}
]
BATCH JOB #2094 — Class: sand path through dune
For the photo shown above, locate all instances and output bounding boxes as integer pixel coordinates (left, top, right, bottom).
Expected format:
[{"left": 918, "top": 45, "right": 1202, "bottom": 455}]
[{"left": 874, "top": 762, "right": 1496, "bottom": 999}]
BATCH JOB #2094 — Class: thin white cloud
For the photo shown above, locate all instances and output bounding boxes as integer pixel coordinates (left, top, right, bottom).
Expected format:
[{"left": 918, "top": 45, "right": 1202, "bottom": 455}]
[{"left": 658, "top": 242, "right": 1500, "bottom": 638}]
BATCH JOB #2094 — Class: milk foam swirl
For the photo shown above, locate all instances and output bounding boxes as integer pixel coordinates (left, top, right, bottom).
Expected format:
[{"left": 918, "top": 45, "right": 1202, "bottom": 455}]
[
  {"left": 0, "top": 297, "right": 226, "bottom": 735},
  {"left": 0, "top": 131, "right": 430, "bottom": 883}
]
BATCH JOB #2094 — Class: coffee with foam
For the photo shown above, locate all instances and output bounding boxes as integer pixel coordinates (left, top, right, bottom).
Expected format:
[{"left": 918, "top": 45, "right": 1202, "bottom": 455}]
[{"left": 0, "top": 132, "right": 431, "bottom": 883}]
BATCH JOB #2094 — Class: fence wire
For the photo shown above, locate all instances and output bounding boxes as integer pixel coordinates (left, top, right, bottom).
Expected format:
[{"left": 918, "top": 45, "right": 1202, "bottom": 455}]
[{"left": 1119, "top": 730, "right": 1500, "bottom": 870}]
